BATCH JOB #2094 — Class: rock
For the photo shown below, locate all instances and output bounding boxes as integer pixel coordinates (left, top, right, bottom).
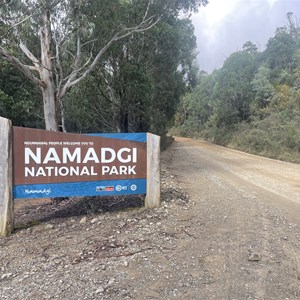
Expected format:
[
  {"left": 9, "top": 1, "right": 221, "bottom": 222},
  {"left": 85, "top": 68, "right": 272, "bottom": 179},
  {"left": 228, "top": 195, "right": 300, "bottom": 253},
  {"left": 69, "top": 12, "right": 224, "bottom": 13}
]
[
  {"left": 45, "top": 224, "right": 54, "bottom": 230},
  {"left": 96, "top": 286, "right": 105, "bottom": 294},
  {"left": 124, "top": 261, "right": 129, "bottom": 267},
  {"left": 91, "top": 218, "right": 98, "bottom": 224},
  {"left": 248, "top": 253, "right": 260, "bottom": 261},
  {"left": 1, "top": 273, "right": 12, "bottom": 280},
  {"left": 107, "top": 278, "right": 115, "bottom": 285},
  {"left": 80, "top": 217, "right": 87, "bottom": 224}
]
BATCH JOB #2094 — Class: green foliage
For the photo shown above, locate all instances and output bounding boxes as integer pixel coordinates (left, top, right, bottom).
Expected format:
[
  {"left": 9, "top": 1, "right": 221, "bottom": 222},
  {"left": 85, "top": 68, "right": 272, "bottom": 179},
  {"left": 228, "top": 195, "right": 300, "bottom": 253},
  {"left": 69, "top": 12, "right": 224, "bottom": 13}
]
[
  {"left": 174, "top": 12, "right": 300, "bottom": 163},
  {"left": 1, "top": 0, "right": 207, "bottom": 132},
  {"left": 230, "top": 112, "right": 300, "bottom": 163},
  {"left": 0, "top": 89, "right": 12, "bottom": 114},
  {"left": 264, "top": 29, "right": 298, "bottom": 78},
  {"left": 64, "top": 10, "right": 198, "bottom": 136},
  {"left": 250, "top": 64, "right": 275, "bottom": 115},
  {"left": 0, "top": 61, "right": 43, "bottom": 127},
  {"left": 1, "top": 0, "right": 205, "bottom": 135}
]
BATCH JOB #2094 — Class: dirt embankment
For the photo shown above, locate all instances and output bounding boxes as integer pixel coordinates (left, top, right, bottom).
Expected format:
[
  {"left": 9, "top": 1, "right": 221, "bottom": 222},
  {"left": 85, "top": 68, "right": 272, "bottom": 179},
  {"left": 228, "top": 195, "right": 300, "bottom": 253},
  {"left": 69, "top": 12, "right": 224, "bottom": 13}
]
[{"left": 1, "top": 137, "right": 300, "bottom": 299}]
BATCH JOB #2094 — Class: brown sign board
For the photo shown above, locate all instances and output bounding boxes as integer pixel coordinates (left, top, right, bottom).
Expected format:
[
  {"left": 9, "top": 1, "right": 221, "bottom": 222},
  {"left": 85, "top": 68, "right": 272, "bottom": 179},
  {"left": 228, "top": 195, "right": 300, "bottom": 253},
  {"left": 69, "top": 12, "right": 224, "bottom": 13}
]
[{"left": 12, "top": 127, "right": 147, "bottom": 198}]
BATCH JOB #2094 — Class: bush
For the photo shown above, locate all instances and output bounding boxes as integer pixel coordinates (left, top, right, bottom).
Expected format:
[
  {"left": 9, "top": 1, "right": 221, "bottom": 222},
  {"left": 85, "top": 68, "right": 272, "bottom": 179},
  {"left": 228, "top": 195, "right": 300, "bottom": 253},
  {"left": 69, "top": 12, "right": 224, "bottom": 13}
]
[{"left": 230, "top": 113, "right": 300, "bottom": 163}]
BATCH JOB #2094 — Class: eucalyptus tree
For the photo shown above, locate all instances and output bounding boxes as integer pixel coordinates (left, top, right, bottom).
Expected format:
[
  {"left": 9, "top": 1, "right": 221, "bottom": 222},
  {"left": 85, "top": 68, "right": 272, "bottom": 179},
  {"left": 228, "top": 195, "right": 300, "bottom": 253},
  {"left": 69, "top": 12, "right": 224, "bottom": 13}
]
[
  {"left": 0, "top": 0, "right": 207, "bottom": 131},
  {"left": 61, "top": 0, "right": 207, "bottom": 134},
  {"left": 209, "top": 49, "right": 258, "bottom": 127},
  {"left": 175, "top": 71, "right": 215, "bottom": 131},
  {"left": 265, "top": 29, "right": 298, "bottom": 78},
  {"left": 63, "top": 8, "right": 201, "bottom": 134},
  {"left": 250, "top": 64, "right": 275, "bottom": 114},
  {"left": 0, "top": 0, "right": 159, "bottom": 130}
]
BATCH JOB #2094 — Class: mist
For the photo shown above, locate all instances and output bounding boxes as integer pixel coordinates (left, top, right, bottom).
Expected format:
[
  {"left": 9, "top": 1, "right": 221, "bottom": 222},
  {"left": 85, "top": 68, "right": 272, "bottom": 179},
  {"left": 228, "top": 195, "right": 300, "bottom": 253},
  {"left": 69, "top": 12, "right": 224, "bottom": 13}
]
[{"left": 192, "top": 0, "right": 300, "bottom": 73}]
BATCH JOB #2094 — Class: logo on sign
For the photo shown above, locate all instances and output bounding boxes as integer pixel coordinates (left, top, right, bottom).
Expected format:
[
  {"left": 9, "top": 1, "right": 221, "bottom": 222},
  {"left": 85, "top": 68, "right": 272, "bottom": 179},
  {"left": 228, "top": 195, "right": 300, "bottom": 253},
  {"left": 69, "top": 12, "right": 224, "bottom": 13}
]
[
  {"left": 96, "top": 186, "right": 106, "bottom": 192},
  {"left": 130, "top": 184, "right": 137, "bottom": 191},
  {"left": 116, "top": 185, "right": 128, "bottom": 192},
  {"left": 96, "top": 186, "right": 114, "bottom": 192},
  {"left": 24, "top": 188, "right": 52, "bottom": 195},
  {"left": 105, "top": 186, "right": 114, "bottom": 192}
]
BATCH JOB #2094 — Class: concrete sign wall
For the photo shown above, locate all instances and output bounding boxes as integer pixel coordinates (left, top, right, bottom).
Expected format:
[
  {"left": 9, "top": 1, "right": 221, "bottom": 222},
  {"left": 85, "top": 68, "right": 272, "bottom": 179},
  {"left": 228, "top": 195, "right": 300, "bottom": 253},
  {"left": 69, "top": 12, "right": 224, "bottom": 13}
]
[
  {"left": 0, "top": 116, "right": 160, "bottom": 236},
  {"left": 0, "top": 117, "right": 13, "bottom": 237}
]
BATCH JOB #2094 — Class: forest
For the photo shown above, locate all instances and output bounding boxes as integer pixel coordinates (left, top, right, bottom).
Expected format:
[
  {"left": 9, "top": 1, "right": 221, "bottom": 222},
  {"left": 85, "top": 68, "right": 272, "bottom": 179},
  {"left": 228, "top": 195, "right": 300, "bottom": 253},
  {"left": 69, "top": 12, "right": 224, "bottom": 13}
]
[
  {"left": 173, "top": 12, "right": 300, "bottom": 163},
  {"left": 0, "top": 1, "right": 299, "bottom": 162},
  {"left": 0, "top": 0, "right": 207, "bottom": 140}
]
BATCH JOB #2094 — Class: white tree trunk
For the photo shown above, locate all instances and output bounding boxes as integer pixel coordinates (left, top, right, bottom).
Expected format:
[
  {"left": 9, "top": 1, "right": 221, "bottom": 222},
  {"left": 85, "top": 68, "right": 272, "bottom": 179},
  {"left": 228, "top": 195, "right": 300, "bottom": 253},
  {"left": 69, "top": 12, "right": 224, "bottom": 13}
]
[
  {"left": 40, "top": 9, "right": 58, "bottom": 131},
  {"left": 41, "top": 83, "right": 58, "bottom": 131}
]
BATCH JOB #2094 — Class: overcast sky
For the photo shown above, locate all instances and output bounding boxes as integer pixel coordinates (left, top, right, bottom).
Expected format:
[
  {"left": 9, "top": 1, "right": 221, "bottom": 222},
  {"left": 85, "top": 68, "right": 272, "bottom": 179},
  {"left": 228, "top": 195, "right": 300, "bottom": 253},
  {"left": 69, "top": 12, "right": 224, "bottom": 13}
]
[{"left": 191, "top": 0, "right": 300, "bottom": 73}]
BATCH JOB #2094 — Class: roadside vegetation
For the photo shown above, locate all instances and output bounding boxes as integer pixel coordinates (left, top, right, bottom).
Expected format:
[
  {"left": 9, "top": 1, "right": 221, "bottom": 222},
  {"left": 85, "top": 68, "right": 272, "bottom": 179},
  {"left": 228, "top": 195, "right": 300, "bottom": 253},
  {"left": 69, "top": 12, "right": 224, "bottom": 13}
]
[{"left": 172, "top": 12, "right": 300, "bottom": 163}]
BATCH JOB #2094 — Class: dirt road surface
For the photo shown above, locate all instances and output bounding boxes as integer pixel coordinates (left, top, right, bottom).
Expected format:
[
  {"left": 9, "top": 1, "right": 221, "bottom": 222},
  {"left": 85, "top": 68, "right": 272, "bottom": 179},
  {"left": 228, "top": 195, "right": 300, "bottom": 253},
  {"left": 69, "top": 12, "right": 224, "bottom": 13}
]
[
  {"left": 1, "top": 137, "right": 300, "bottom": 300},
  {"left": 168, "top": 137, "right": 300, "bottom": 299}
]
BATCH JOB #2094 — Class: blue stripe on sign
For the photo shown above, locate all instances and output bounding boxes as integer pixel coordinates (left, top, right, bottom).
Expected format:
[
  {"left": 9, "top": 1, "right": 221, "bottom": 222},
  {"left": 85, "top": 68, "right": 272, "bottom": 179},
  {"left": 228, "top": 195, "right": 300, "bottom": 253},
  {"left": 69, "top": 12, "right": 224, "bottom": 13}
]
[
  {"left": 87, "top": 132, "right": 147, "bottom": 142},
  {"left": 13, "top": 178, "right": 146, "bottom": 199}
]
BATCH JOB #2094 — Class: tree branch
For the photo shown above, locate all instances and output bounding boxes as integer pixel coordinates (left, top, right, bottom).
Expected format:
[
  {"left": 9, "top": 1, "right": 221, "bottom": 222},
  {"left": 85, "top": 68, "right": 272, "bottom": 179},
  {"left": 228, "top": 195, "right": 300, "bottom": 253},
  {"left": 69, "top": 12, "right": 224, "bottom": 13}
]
[
  {"left": 19, "top": 41, "right": 41, "bottom": 70},
  {"left": 57, "top": 14, "right": 160, "bottom": 100},
  {"left": 0, "top": 46, "right": 41, "bottom": 87}
]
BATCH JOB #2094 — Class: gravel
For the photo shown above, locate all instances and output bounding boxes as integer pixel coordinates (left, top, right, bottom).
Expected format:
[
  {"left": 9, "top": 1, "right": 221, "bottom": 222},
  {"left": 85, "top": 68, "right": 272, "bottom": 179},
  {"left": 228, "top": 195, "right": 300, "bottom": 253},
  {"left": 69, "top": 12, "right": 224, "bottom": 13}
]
[
  {"left": 0, "top": 150, "right": 190, "bottom": 300},
  {"left": 1, "top": 140, "right": 300, "bottom": 300}
]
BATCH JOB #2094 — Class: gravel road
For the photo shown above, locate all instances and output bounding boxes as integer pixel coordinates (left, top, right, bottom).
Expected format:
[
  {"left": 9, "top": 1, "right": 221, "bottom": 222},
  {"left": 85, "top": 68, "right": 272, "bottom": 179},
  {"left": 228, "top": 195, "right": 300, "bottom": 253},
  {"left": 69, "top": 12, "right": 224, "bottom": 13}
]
[{"left": 1, "top": 137, "right": 300, "bottom": 299}]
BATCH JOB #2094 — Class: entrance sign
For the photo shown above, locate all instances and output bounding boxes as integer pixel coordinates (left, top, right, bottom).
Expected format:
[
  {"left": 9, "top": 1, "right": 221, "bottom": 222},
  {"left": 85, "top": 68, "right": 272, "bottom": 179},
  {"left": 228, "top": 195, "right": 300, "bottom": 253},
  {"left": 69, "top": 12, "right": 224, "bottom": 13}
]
[
  {"left": 0, "top": 116, "right": 160, "bottom": 236},
  {"left": 13, "top": 127, "right": 147, "bottom": 198}
]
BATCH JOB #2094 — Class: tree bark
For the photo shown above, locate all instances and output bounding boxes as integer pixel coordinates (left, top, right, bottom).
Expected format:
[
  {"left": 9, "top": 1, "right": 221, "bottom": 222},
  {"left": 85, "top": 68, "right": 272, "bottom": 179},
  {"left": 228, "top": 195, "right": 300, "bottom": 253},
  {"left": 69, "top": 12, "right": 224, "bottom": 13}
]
[
  {"left": 41, "top": 84, "right": 58, "bottom": 131},
  {"left": 39, "top": 8, "right": 58, "bottom": 131}
]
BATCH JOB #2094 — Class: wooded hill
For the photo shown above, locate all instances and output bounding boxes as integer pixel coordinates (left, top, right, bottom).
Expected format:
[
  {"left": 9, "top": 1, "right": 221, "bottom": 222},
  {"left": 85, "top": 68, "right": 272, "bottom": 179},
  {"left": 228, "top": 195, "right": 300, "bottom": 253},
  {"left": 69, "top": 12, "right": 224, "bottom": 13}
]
[{"left": 172, "top": 12, "right": 300, "bottom": 163}]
